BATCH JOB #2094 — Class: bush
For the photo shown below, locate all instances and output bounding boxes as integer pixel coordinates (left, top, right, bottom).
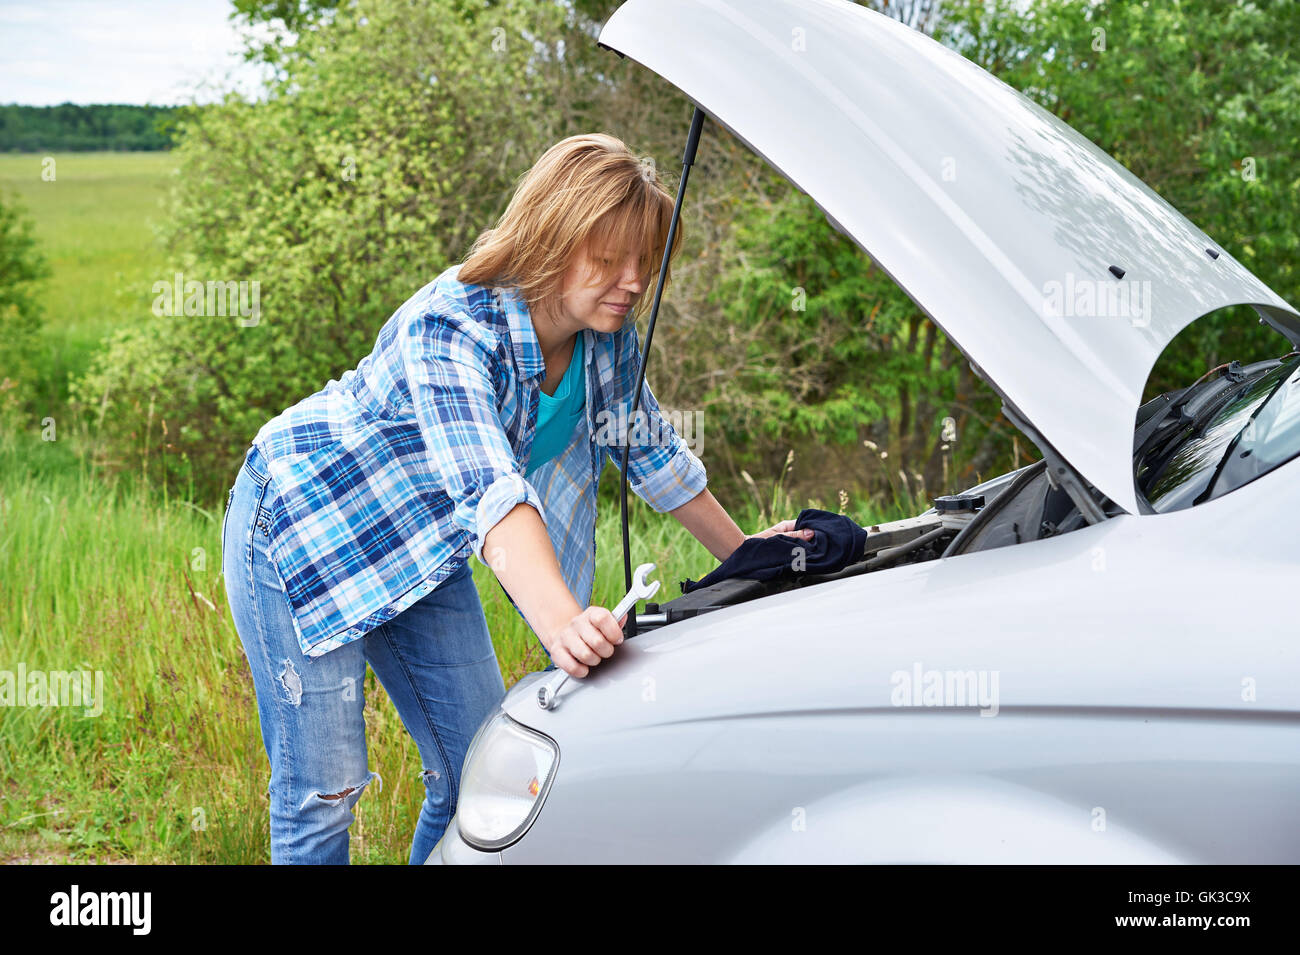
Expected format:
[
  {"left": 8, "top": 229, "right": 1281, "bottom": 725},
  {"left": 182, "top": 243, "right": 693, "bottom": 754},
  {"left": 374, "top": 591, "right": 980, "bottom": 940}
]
[
  {"left": 0, "top": 189, "right": 49, "bottom": 427},
  {"left": 698, "top": 188, "right": 1010, "bottom": 502},
  {"left": 71, "top": 0, "right": 581, "bottom": 502}
]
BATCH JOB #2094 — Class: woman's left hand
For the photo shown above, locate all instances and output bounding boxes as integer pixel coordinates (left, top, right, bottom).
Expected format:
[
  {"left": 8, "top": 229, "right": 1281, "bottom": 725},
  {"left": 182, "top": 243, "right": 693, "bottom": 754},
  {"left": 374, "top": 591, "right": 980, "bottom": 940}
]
[{"left": 745, "top": 519, "right": 814, "bottom": 543}]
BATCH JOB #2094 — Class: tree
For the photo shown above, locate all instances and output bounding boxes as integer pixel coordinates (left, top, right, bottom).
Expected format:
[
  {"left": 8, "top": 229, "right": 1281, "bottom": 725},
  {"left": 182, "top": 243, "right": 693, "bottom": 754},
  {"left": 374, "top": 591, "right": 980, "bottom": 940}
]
[{"left": 70, "top": 0, "right": 636, "bottom": 499}]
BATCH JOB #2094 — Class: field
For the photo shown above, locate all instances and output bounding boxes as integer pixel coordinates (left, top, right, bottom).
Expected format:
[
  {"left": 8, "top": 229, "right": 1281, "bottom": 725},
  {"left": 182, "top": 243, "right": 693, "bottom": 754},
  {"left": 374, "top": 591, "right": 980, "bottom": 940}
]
[
  {"left": 0, "top": 152, "right": 180, "bottom": 412},
  {"left": 0, "top": 152, "right": 906, "bottom": 863}
]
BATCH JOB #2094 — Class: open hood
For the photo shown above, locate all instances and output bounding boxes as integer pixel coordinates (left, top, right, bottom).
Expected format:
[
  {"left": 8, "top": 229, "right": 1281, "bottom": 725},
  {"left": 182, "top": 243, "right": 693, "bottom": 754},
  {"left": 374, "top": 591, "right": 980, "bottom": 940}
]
[{"left": 598, "top": 0, "right": 1300, "bottom": 515}]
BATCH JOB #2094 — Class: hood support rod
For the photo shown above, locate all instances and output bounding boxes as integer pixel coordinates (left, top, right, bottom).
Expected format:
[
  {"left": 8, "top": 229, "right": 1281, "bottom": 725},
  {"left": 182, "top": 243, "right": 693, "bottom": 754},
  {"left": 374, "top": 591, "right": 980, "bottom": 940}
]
[
  {"left": 617, "top": 105, "right": 706, "bottom": 636},
  {"left": 1000, "top": 403, "right": 1112, "bottom": 523}
]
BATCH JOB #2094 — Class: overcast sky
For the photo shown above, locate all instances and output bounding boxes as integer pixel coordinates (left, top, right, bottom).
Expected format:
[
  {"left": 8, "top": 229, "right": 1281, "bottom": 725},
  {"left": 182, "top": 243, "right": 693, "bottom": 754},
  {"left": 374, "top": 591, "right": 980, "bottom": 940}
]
[{"left": 0, "top": 0, "right": 271, "bottom": 106}]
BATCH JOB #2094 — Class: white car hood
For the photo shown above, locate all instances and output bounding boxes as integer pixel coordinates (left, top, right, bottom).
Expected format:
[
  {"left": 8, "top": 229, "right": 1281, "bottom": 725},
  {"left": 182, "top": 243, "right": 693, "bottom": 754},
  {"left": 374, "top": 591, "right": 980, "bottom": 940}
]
[{"left": 598, "top": 0, "right": 1300, "bottom": 514}]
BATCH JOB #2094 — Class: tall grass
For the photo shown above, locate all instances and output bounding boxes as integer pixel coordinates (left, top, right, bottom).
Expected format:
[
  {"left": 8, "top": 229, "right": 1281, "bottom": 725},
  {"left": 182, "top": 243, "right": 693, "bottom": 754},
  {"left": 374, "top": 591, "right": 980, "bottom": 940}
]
[{"left": 0, "top": 423, "right": 909, "bottom": 864}]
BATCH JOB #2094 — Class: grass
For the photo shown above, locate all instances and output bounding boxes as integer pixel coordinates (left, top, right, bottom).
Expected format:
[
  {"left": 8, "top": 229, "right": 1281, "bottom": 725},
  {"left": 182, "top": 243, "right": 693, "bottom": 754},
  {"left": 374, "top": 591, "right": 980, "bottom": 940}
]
[{"left": 0, "top": 425, "right": 909, "bottom": 864}]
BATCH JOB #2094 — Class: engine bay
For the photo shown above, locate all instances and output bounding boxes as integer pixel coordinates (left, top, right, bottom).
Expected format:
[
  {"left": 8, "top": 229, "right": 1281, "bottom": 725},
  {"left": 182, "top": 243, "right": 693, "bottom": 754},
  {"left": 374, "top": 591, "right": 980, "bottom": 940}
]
[{"left": 633, "top": 457, "right": 1097, "bottom": 633}]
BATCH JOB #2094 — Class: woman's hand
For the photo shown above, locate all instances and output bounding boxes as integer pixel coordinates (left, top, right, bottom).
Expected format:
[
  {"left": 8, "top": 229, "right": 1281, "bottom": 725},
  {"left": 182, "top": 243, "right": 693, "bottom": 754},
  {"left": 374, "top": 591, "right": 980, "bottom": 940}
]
[
  {"left": 745, "top": 519, "right": 814, "bottom": 544},
  {"left": 483, "top": 503, "right": 630, "bottom": 679},
  {"left": 543, "top": 606, "right": 629, "bottom": 678}
]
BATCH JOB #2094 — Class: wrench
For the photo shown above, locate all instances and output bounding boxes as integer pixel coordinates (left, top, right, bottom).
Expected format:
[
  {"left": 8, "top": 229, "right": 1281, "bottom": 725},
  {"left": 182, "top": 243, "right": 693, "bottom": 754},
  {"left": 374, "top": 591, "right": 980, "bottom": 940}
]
[{"left": 536, "top": 562, "right": 661, "bottom": 710}]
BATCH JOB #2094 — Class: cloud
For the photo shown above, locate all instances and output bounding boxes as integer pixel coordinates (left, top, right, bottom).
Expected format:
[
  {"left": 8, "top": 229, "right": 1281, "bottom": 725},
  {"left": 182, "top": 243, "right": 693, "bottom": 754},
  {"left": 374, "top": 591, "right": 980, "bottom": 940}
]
[{"left": 0, "top": 0, "right": 270, "bottom": 105}]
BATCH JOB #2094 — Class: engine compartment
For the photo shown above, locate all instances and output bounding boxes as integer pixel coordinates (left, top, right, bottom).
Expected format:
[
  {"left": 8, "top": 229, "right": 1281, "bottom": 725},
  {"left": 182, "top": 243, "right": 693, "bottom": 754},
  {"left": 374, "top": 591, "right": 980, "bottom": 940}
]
[{"left": 635, "top": 457, "right": 1094, "bottom": 632}]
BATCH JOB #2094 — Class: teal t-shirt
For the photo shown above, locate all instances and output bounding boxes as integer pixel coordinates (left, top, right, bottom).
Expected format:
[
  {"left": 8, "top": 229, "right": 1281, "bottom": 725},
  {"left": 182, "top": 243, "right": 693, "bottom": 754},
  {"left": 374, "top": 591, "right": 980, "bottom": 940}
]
[{"left": 525, "top": 332, "right": 586, "bottom": 479}]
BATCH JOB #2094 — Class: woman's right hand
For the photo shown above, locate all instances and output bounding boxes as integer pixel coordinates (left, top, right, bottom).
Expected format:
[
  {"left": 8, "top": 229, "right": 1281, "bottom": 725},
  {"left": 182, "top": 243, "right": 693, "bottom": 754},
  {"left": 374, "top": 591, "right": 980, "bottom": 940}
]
[{"left": 544, "top": 607, "right": 628, "bottom": 678}]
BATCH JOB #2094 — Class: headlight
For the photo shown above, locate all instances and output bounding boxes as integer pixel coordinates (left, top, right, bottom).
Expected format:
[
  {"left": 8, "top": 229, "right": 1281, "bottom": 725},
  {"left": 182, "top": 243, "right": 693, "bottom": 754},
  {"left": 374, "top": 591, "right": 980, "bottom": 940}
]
[{"left": 457, "top": 711, "right": 559, "bottom": 850}]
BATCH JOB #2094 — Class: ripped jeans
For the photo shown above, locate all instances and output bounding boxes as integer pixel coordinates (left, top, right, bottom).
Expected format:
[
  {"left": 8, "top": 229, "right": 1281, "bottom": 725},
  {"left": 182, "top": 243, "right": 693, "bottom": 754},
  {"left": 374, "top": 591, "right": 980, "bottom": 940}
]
[{"left": 221, "top": 444, "right": 505, "bottom": 864}]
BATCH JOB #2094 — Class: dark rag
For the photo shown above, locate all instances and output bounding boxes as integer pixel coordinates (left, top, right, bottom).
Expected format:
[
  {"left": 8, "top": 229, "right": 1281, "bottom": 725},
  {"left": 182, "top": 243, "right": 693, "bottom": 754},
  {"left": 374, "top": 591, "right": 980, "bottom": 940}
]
[{"left": 680, "top": 508, "right": 868, "bottom": 594}]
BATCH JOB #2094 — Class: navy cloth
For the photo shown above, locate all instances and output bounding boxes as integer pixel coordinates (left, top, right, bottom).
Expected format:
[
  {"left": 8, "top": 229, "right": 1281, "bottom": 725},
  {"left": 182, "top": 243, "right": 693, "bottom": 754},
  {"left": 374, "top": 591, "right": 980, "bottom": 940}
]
[{"left": 680, "top": 508, "right": 868, "bottom": 594}]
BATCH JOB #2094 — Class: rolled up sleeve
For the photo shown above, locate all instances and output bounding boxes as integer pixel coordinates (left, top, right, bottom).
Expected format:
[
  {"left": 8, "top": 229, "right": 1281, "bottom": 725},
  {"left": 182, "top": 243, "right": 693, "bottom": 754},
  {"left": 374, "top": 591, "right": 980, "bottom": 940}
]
[
  {"left": 600, "top": 324, "right": 708, "bottom": 513},
  {"left": 402, "top": 307, "right": 546, "bottom": 565}
]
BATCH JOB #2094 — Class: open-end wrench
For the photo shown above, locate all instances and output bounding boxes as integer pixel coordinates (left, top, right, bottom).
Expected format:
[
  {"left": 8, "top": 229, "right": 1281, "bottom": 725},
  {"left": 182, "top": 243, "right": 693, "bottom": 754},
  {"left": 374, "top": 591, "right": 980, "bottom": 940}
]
[{"left": 536, "top": 562, "right": 661, "bottom": 710}]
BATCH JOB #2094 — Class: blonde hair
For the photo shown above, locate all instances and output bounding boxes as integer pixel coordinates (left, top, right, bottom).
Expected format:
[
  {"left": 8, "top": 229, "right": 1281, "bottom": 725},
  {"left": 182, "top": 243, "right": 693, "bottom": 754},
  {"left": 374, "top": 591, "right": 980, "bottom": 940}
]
[{"left": 458, "top": 132, "right": 683, "bottom": 326}]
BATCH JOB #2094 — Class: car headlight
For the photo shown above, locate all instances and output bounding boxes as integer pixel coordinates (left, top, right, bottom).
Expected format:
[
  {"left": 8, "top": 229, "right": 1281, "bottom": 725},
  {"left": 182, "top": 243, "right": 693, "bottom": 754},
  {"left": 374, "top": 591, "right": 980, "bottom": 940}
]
[{"left": 457, "top": 711, "right": 559, "bottom": 850}]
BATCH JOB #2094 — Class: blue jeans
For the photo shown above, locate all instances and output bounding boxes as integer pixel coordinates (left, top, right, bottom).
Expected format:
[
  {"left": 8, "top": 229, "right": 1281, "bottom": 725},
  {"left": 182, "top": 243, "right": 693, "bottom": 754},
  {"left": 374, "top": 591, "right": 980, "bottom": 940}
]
[{"left": 221, "top": 445, "right": 506, "bottom": 864}]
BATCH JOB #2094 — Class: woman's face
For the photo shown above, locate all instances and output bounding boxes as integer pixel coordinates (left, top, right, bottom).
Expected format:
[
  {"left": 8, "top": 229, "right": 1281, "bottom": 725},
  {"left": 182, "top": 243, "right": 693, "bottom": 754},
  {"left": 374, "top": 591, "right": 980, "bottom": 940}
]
[{"left": 547, "top": 240, "right": 648, "bottom": 335}]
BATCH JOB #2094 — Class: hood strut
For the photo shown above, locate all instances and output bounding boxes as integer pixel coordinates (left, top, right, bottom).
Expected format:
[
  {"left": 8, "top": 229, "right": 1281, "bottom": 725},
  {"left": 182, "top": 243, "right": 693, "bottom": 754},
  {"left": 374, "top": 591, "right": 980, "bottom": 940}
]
[
  {"left": 999, "top": 403, "right": 1112, "bottom": 523},
  {"left": 618, "top": 105, "right": 706, "bottom": 636}
]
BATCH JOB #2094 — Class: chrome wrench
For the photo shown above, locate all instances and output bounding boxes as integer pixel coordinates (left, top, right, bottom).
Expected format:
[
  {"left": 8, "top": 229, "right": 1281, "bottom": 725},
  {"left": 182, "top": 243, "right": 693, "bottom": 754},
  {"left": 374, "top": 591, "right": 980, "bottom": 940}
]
[{"left": 536, "top": 562, "right": 661, "bottom": 710}]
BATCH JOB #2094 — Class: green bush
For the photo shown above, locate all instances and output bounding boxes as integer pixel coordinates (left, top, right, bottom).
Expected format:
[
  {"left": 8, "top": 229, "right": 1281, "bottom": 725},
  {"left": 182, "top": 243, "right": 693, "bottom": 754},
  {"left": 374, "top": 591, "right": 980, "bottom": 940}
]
[
  {"left": 700, "top": 188, "right": 1009, "bottom": 502},
  {"left": 71, "top": 0, "right": 579, "bottom": 502},
  {"left": 0, "top": 188, "right": 49, "bottom": 426}
]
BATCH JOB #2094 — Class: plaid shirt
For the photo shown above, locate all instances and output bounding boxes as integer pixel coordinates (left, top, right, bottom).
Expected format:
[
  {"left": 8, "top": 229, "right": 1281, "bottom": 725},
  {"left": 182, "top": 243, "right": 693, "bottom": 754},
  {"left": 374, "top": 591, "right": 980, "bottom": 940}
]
[{"left": 250, "top": 263, "right": 707, "bottom": 658}]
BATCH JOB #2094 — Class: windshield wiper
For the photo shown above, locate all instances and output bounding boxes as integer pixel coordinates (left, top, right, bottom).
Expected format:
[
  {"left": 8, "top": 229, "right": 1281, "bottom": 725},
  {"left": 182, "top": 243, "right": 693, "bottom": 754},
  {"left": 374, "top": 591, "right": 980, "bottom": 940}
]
[
  {"left": 1134, "top": 361, "right": 1276, "bottom": 487},
  {"left": 1132, "top": 362, "right": 1251, "bottom": 459},
  {"left": 1195, "top": 356, "right": 1300, "bottom": 504}
]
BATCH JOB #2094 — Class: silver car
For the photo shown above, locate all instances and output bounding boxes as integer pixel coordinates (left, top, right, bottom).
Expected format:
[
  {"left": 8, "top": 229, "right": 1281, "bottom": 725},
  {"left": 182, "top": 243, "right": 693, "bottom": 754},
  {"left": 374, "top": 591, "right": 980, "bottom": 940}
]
[{"left": 428, "top": 0, "right": 1300, "bottom": 864}]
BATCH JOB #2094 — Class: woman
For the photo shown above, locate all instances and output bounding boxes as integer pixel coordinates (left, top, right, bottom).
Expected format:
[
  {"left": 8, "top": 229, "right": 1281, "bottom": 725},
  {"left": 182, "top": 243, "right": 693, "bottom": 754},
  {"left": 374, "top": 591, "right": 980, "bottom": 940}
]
[{"left": 221, "top": 132, "right": 812, "bottom": 864}]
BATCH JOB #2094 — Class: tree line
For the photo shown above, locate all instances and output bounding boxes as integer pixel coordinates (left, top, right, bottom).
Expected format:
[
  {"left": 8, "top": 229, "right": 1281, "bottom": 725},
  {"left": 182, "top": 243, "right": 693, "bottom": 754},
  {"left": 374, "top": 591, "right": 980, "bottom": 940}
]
[{"left": 0, "top": 104, "right": 177, "bottom": 152}]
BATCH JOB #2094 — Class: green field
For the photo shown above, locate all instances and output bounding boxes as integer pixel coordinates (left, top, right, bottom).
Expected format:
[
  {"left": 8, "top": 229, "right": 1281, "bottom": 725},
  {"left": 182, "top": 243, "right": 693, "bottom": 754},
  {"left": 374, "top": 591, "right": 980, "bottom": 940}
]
[
  {"left": 0, "top": 152, "right": 178, "bottom": 413},
  {"left": 0, "top": 152, "right": 904, "bottom": 863}
]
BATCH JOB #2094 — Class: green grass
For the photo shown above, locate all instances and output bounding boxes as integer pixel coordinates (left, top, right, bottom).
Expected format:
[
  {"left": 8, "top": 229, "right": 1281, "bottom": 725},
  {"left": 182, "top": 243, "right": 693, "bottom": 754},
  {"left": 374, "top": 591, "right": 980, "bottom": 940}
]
[
  {"left": 0, "top": 424, "right": 910, "bottom": 864},
  {"left": 0, "top": 152, "right": 178, "bottom": 414}
]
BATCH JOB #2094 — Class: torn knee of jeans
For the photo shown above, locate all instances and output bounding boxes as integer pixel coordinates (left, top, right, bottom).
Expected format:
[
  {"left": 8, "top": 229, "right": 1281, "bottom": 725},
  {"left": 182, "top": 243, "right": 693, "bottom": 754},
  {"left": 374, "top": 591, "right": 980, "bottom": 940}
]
[
  {"left": 299, "top": 770, "right": 382, "bottom": 812},
  {"left": 419, "top": 768, "right": 442, "bottom": 782},
  {"left": 278, "top": 658, "right": 303, "bottom": 706}
]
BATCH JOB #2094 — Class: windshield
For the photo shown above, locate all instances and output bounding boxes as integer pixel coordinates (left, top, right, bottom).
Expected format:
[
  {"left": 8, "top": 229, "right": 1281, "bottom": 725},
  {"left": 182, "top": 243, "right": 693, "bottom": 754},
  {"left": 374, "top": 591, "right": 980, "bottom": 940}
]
[{"left": 1136, "top": 355, "right": 1300, "bottom": 512}]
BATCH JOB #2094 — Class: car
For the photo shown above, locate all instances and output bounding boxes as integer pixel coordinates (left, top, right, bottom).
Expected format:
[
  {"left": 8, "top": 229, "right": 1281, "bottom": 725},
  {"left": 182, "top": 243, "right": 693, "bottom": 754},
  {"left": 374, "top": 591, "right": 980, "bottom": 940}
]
[{"left": 427, "top": 0, "right": 1300, "bottom": 864}]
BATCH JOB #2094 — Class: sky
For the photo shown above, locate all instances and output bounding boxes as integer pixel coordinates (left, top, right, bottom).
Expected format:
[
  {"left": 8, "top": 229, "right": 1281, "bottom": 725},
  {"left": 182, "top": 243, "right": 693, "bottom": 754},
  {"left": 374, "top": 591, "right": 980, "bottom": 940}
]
[{"left": 0, "top": 0, "right": 272, "bottom": 106}]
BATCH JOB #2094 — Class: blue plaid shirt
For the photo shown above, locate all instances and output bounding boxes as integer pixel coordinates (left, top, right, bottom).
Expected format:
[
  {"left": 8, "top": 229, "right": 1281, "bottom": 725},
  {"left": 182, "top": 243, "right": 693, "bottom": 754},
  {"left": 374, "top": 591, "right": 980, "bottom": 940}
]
[{"left": 250, "top": 263, "right": 708, "bottom": 658}]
